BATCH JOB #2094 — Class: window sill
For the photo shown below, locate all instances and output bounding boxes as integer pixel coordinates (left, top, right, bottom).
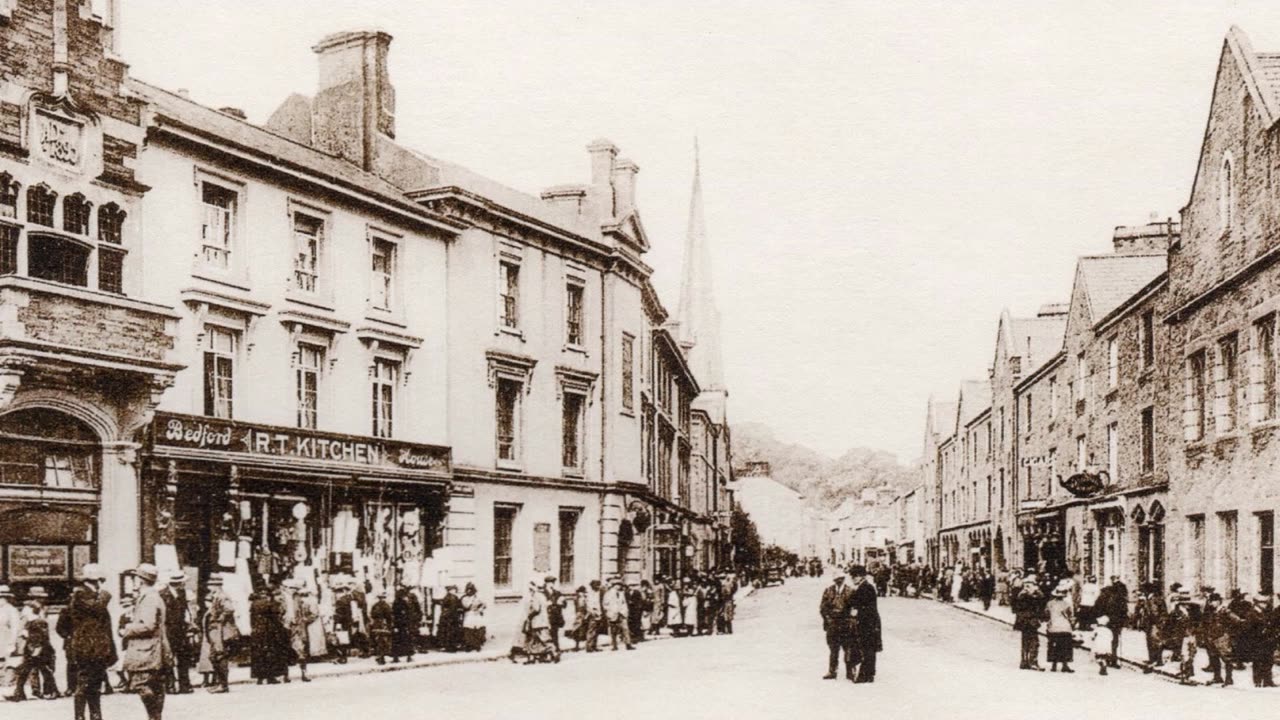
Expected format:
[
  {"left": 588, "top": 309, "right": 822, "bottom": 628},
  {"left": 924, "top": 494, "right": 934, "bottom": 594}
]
[
  {"left": 620, "top": 408, "right": 636, "bottom": 418},
  {"left": 562, "top": 468, "right": 585, "bottom": 479},
  {"left": 364, "top": 305, "right": 406, "bottom": 328},
  {"left": 497, "top": 326, "right": 525, "bottom": 342},
  {"left": 563, "top": 343, "right": 588, "bottom": 356},
  {"left": 285, "top": 289, "right": 335, "bottom": 313},
  {"left": 497, "top": 460, "right": 523, "bottom": 473},
  {"left": 1138, "top": 367, "right": 1155, "bottom": 383},
  {"left": 1105, "top": 389, "right": 1119, "bottom": 403},
  {"left": 191, "top": 267, "right": 251, "bottom": 293}
]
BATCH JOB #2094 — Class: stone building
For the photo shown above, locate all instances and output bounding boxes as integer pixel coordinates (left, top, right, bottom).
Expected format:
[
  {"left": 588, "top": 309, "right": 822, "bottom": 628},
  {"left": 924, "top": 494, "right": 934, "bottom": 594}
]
[
  {"left": 729, "top": 462, "right": 805, "bottom": 555},
  {"left": 0, "top": 4, "right": 735, "bottom": 629},
  {"left": 0, "top": 0, "right": 180, "bottom": 602},
  {"left": 919, "top": 395, "right": 955, "bottom": 568},
  {"left": 1165, "top": 27, "right": 1280, "bottom": 597},
  {"left": 938, "top": 380, "right": 992, "bottom": 568}
]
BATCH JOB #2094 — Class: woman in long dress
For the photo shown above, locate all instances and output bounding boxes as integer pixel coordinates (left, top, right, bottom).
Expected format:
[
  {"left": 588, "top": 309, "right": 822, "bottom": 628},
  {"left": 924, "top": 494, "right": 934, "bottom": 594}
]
[
  {"left": 666, "top": 581, "right": 684, "bottom": 636},
  {"left": 460, "top": 583, "right": 486, "bottom": 652},
  {"left": 249, "top": 589, "right": 291, "bottom": 684},
  {"left": 1045, "top": 583, "right": 1076, "bottom": 673}
]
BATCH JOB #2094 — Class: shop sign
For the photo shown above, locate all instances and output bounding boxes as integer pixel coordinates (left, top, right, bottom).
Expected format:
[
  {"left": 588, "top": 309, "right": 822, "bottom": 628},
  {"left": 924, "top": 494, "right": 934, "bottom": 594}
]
[
  {"left": 8, "top": 545, "right": 69, "bottom": 581},
  {"left": 1060, "top": 471, "right": 1109, "bottom": 498},
  {"left": 153, "top": 412, "right": 450, "bottom": 473}
]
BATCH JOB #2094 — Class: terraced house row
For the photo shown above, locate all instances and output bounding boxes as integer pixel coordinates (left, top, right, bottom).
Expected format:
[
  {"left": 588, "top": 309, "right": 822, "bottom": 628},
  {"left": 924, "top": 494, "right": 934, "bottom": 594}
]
[
  {"left": 0, "top": 0, "right": 734, "bottom": 631},
  {"left": 899, "top": 26, "right": 1280, "bottom": 599}
]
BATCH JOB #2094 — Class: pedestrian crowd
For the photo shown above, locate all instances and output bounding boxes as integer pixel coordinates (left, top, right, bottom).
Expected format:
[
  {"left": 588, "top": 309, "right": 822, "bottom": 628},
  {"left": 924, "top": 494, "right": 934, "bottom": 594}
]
[{"left": 510, "top": 571, "right": 741, "bottom": 664}]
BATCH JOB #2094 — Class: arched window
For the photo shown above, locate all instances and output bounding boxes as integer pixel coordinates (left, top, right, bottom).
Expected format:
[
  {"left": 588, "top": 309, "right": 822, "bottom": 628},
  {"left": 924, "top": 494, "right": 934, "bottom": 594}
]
[
  {"left": 62, "top": 193, "right": 92, "bottom": 235},
  {"left": 1220, "top": 155, "right": 1235, "bottom": 232},
  {"left": 26, "top": 184, "right": 56, "bottom": 227},
  {"left": 0, "top": 408, "right": 99, "bottom": 489}
]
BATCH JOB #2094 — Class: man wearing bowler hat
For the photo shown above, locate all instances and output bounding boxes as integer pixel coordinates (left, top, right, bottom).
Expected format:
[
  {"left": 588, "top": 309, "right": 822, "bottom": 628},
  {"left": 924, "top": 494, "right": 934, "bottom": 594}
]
[
  {"left": 818, "top": 569, "right": 856, "bottom": 680},
  {"left": 121, "top": 563, "right": 173, "bottom": 720},
  {"left": 847, "top": 565, "right": 882, "bottom": 683}
]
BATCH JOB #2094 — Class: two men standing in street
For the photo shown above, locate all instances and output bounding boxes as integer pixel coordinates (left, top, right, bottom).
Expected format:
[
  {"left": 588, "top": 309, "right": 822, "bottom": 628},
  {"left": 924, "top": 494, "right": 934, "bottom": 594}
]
[{"left": 819, "top": 565, "right": 881, "bottom": 683}]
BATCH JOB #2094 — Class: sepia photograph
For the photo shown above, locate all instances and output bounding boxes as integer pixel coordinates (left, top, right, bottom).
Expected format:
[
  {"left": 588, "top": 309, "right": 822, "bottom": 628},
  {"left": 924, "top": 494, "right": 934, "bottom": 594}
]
[{"left": 3, "top": 1, "right": 1280, "bottom": 718}]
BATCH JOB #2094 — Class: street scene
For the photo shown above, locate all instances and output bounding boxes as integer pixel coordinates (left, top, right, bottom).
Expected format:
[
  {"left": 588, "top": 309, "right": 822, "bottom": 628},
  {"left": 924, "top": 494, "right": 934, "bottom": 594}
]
[
  {"left": 6, "top": 0, "right": 1280, "bottom": 719},
  {"left": 6, "top": 579, "right": 1280, "bottom": 720}
]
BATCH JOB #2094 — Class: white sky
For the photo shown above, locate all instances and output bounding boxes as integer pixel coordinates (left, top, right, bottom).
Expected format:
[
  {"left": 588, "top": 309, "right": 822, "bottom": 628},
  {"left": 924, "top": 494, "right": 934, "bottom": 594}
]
[{"left": 119, "top": 0, "right": 1280, "bottom": 463}]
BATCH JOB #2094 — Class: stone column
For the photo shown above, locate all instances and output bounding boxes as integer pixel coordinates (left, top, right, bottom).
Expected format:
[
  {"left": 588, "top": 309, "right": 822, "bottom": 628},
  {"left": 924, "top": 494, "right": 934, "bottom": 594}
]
[
  {"left": 99, "top": 441, "right": 141, "bottom": 598},
  {"left": 445, "top": 485, "right": 476, "bottom": 590}
]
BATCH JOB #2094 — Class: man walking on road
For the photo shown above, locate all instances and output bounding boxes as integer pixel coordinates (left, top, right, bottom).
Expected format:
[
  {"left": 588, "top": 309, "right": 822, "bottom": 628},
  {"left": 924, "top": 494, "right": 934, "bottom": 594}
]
[
  {"left": 121, "top": 563, "right": 173, "bottom": 720},
  {"left": 848, "top": 565, "right": 882, "bottom": 683},
  {"left": 819, "top": 570, "right": 856, "bottom": 680},
  {"left": 1012, "top": 575, "right": 1046, "bottom": 671}
]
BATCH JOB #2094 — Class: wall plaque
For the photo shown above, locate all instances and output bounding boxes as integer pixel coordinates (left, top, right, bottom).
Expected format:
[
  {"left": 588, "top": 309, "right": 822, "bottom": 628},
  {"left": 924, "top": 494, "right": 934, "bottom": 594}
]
[
  {"left": 34, "top": 110, "right": 84, "bottom": 170},
  {"left": 8, "top": 545, "right": 70, "bottom": 581}
]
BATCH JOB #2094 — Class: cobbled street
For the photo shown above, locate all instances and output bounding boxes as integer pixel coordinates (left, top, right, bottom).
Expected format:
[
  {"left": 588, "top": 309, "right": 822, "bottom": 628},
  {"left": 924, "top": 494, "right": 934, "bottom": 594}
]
[{"left": 5, "top": 579, "right": 1279, "bottom": 720}]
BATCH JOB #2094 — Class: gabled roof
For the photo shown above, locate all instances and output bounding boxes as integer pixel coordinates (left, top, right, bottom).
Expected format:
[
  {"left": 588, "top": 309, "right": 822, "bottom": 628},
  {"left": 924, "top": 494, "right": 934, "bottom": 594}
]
[
  {"left": 999, "top": 310, "right": 1067, "bottom": 378},
  {"left": 1227, "top": 27, "right": 1280, "bottom": 127},
  {"left": 1076, "top": 253, "right": 1167, "bottom": 325},
  {"left": 958, "top": 380, "right": 991, "bottom": 427}
]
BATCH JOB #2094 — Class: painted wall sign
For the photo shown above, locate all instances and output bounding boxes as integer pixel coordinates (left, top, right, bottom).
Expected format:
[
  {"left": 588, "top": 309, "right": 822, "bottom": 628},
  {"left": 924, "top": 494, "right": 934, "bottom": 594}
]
[
  {"left": 9, "top": 545, "right": 70, "bottom": 581},
  {"left": 152, "top": 412, "right": 450, "bottom": 473}
]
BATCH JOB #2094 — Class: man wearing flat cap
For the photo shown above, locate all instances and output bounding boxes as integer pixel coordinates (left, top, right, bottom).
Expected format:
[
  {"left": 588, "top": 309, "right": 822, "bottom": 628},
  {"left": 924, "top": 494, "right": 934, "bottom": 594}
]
[
  {"left": 819, "top": 569, "right": 856, "bottom": 680},
  {"left": 847, "top": 565, "right": 882, "bottom": 683},
  {"left": 121, "top": 563, "right": 173, "bottom": 720}
]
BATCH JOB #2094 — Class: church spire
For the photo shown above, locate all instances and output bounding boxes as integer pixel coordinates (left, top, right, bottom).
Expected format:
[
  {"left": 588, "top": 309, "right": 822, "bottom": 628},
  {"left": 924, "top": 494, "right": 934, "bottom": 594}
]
[{"left": 675, "top": 138, "right": 726, "bottom": 391}]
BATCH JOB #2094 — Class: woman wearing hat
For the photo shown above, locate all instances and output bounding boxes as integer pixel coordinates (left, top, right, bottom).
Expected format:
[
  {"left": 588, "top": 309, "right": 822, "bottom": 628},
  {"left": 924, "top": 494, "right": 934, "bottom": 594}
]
[
  {"left": 249, "top": 587, "right": 291, "bottom": 684},
  {"left": 1045, "top": 580, "right": 1076, "bottom": 672},
  {"left": 5, "top": 588, "right": 58, "bottom": 702},
  {"left": 460, "top": 583, "right": 486, "bottom": 652}
]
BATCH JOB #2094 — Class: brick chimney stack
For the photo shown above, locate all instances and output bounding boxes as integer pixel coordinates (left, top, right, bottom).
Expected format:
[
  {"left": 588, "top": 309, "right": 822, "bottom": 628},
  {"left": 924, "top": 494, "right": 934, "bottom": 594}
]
[
  {"left": 311, "top": 30, "right": 396, "bottom": 171},
  {"left": 611, "top": 159, "right": 639, "bottom": 219},
  {"left": 586, "top": 139, "right": 619, "bottom": 222},
  {"left": 1112, "top": 218, "right": 1180, "bottom": 255}
]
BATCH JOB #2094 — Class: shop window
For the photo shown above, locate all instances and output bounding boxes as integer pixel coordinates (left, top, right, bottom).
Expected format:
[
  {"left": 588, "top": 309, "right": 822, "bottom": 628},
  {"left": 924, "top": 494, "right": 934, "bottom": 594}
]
[
  {"left": 496, "top": 378, "right": 521, "bottom": 464},
  {"left": 97, "top": 203, "right": 124, "bottom": 245},
  {"left": 292, "top": 212, "right": 323, "bottom": 294},
  {"left": 202, "top": 325, "right": 236, "bottom": 419},
  {"left": 371, "top": 358, "right": 398, "bottom": 438},
  {"left": 561, "top": 392, "right": 584, "bottom": 472},
  {"left": 296, "top": 343, "right": 324, "bottom": 429},
  {"left": 565, "top": 281, "right": 583, "bottom": 346},
  {"left": 0, "top": 409, "right": 99, "bottom": 489},
  {"left": 62, "top": 193, "right": 91, "bottom": 235},
  {"left": 369, "top": 236, "right": 395, "bottom": 311},
  {"left": 499, "top": 260, "right": 519, "bottom": 330},
  {"left": 200, "top": 181, "right": 236, "bottom": 269},
  {"left": 493, "top": 505, "right": 516, "bottom": 588},
  {"left": 26, "top": 185, "right": 56, "bottom": 227},
  {"left": 28, "top": 233, "right": 89, "bottom": 287},
  {"left": 558, "top": 509, "right": 578, "bottom": 584},
  {"left": 97, "top": 248, "right": 123, "bottom": 295}
]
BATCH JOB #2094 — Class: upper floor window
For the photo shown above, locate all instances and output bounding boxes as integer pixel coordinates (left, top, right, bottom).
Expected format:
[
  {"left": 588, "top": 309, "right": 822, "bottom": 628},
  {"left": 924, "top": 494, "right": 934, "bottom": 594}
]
[
  {"left": 203, "top": 326, "right": 236, "bottom": 419},
  {"left": 292, "top": 212, "right": 324, "bottom": 294},
  {"left": 565, "top": 282, "right": 584, "bottom": 347},
  {"left": 1220, "top": 155, "right": 1235, "bottom": 232},
  {"left": 1140, "top": 310, "right": 1155, "bottom": 369},
  {"left": 97, "top": 203, "right": 125, "bottom": 245},
  {"left": 370, "top": 237, "right": 396, "bottom": 311},
  {"left": 200, "top": 181, "right": 236, "bottom": 269},
  {"left": 1218, "top": 333, "right": 1240, "bottom": 433},
  {"left": 1048, "top": 377, "right": 1058, "bottom": 419},
  {"left": 62, "top": 193, "right": 91, "bottom": 235},
  {"left": 561, "top": 392, "right": 585, "bottom": 472},
  {"left": 1187, "top": 350, "right": 1208, "bottom": 441},
  {"left": 499, "top": 261, "right": 520, "bottom": 330},
  {"left": 0, "top": 174, "right": 17, "bottom": 219},
  {"left": 621, "top": 334, "right": 635, "bottom": 412},
  {"left": 496, "top": 377, "right": 522, "bottom": 463},
  {"left": 26, "top": 185, "right": 56, "bottom": 227},
  {"left": 28, "top": 234, "right": 88, "bottom": 287},
  {"left": 371, "top": 357, "right": 398, "bottom": 438},
  {"left": 1256, "top": 314, "right": 1278, "bottom": 423},
  {"left": 296, "top": 343, "right": 324, "bottom": 430},
  {"left": 1107, "top": 337, "right": 1119, "bottom": 389}
]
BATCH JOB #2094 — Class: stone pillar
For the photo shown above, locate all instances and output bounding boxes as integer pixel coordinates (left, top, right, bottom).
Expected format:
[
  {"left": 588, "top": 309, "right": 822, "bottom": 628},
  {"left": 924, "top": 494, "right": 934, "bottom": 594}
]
[
  {"left": 99, "top": 441, "right": 141, "bottom": 599},
  {"left": 445, "top": 485, "right": 476, "bottom": 591}
]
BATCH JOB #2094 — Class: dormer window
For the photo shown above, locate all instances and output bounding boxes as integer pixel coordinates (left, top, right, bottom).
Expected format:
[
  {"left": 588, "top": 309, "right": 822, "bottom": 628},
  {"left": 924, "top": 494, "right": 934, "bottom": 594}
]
[
  {"left": 26, "top": 185, "right": 56, "bottom": 227},
  {"left": 62, "top": 193, "right": 91, "bottom": 235},
  {"left": 1220, "top": 155, "right": 1235, "bottom": 232}
]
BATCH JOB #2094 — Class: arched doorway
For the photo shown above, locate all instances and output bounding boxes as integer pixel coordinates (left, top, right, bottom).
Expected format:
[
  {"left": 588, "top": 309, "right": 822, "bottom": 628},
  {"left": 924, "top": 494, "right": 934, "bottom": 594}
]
[{"left": 0, "top": 408, "right": 102, "bottom": 603}]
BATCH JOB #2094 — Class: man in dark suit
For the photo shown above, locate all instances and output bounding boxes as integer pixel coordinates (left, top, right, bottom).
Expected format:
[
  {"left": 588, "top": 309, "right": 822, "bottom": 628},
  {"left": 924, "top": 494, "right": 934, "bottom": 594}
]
[
  {"left": 160, "top": 572, "right": 193, "bottom": 694},
  {"left": 848, "top": 565, "right": 882, "bottom": 683},
  {"left": 818, "top": 570, "right": 856, "bottom": 680},
  {"left": 66, "top": 564, "right": 117, "bottom": 720}
]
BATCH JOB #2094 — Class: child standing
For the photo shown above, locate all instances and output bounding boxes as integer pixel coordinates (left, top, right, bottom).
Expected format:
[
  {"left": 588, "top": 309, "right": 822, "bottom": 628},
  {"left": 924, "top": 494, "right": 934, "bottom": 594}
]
[{"left": 1091, "top": 615, "right": 1115, "bottom": 675}]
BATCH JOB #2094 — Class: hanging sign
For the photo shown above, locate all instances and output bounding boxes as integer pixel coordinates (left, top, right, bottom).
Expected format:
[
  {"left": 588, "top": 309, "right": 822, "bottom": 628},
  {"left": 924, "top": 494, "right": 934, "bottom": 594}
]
[{"left": 1059, "top": 471, "right": 1109, "bottom": 498}]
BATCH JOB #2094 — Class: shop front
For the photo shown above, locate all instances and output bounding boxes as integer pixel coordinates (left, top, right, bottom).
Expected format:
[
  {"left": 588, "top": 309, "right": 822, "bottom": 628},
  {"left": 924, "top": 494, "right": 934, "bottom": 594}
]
[{"left": 143, "top": 412, "right": 451, "bottom": 596}]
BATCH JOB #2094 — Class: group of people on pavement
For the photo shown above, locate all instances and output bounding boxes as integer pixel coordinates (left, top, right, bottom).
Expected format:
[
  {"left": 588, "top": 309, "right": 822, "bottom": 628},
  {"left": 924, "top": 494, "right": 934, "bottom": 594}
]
[
  {"left": 818, "top": 564, "right": 882, "bottom": 684},
  {"left": 511, "top": 571, "right": 741, "bottom": 664}
]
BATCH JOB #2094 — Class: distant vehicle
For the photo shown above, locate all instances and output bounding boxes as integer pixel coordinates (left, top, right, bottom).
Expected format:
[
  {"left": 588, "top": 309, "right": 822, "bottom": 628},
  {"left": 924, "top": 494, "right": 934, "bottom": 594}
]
[{"left": 762, "top": 565, "right": 785, "bottom": 587}]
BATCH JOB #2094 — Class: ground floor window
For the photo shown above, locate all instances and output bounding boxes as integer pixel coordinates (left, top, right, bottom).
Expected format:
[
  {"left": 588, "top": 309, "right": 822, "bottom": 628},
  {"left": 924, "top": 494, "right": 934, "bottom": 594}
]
[
  {"left": 494, "top": 505, "right": 516, "bottom": 588},
  {"left": 558, "top": 509, "right": 578, "bottom": 584},
  {"left": 1260, "top": 511, "right": 1275, "bottom": 596}
]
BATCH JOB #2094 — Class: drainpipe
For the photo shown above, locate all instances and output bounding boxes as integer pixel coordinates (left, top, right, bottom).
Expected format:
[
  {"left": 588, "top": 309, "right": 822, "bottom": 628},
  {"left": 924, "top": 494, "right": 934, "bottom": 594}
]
[{"left": 597, "top": 261, "right": 610, "bottom": 580}]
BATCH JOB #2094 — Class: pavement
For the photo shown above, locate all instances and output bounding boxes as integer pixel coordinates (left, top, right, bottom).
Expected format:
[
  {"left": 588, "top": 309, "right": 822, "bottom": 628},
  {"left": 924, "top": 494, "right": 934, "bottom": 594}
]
[{"left": 4, "top": 578, "right": 1280, "bottom": 720}]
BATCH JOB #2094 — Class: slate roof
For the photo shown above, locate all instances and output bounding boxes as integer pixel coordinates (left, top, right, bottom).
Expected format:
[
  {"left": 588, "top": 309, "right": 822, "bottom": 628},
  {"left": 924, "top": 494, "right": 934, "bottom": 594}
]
[
  {"left": 930, "top": 399, "right": 959, "bottom": 438},
  {"left": 958, "top": 380, "right": 991, "bottom": 427},
  {"left": 1078, "top": 253, "right": 1166, "bottom": 324},
  {"left": 129, "top": 80, "right": 424, "bottom": 216},
  {"left": 1007, "top": 315, "right": 1067, "bottom": 376}
]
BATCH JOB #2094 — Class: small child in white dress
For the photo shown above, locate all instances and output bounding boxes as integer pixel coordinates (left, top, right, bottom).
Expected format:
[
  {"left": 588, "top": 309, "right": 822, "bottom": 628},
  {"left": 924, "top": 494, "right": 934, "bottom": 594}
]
[{"left": 1091, "top": 615, "right": 1114, "bottom": 675}]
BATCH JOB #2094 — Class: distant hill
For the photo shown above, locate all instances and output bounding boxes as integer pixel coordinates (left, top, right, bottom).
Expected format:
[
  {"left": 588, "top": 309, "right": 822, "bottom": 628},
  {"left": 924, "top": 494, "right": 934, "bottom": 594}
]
[{"left": 732, "top": 422, "right": 918, "bottom": 510}]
